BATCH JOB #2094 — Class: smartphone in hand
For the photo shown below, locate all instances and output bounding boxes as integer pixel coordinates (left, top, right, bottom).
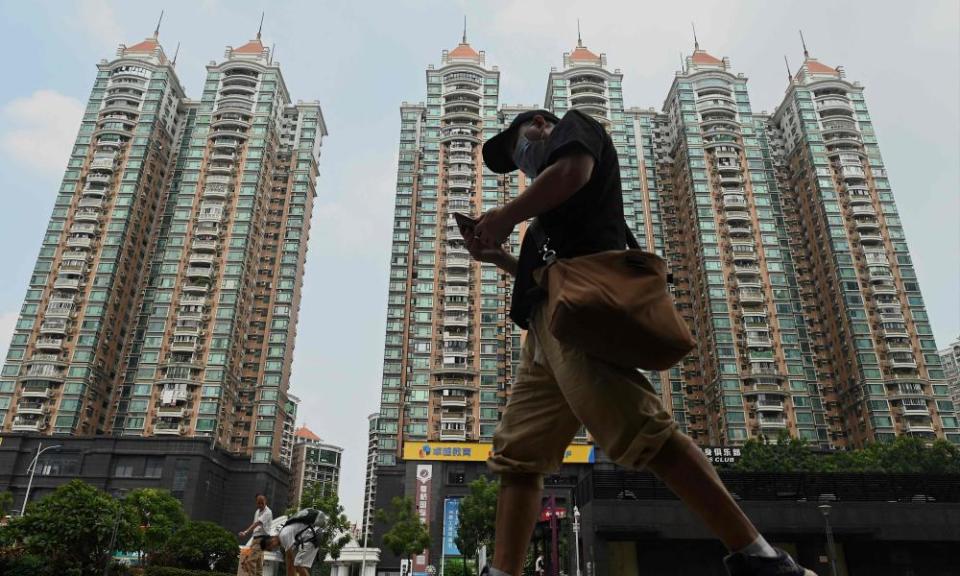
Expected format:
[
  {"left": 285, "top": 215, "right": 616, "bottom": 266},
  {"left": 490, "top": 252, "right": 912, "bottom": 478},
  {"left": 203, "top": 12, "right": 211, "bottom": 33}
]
[{"left": 453, "top": 212, "right": 477, "bottom": 238}]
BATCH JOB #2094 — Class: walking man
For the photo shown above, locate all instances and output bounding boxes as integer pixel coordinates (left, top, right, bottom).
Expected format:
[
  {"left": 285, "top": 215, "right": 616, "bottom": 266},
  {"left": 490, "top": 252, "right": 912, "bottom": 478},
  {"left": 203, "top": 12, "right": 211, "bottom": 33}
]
[
  {"left": 467, "top": 108, "right": 815, "bottom": 576},
  {"left": 239, "top": 493, "right": 273, "bottom": 541}
]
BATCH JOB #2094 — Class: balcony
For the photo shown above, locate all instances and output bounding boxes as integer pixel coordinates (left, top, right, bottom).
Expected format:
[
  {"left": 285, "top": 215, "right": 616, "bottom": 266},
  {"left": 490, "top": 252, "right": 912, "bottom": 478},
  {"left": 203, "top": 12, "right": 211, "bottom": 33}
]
[
  {"left": 886, "top": 340, "right": 912, "bottom": 353},
  {"left": 444, "top": 314, "right": 470, "bottom": 329},
  {"left": 70, "top": 223, "right": 97, "bottom": 235},
  {"left": 817, "top": 98, "right": 854, "bottom": 114},
  {"left": 20, "top": 381, "right": 53, "bottom": 397},
  {"left": 903, "top": 421, "right": 935, "bottom": 434},
  {"left": 889, "top": 353, "right": 918, "bottom": 369},
  {"left": 868, "top": 267, "right": 893, "bottom": 282},
  {"left": 737, "top": 288, "right": 765, "bottom": 304},
  {"left": 53, "top": 276, "right": 82, "bottom": 291},
  {"left": 211, "top": 138, "right": 239, "bottom": 149},
  {"left": 66, "top": 236, "right": 93, "bottom": 248},
  {"left": 198, "top": 208, "right": 225, "bottom": 223},
  {"left": 171, "top": 338, "right": 198, "bottom": 353},
  {"left": 182, "top": 283, "right": 209, "bottom": 294},
  {"left": 11, "top": 417, "right": 47, "bottom": 432},
  {"left": 189, "top": 253, "right": 216, "bottom": 266},
  {"left": 725, "top": 211, "right": 751, "bottom": 224},
  {"left": 156, "top": 406, "right": 187, "bottom": 418},
  {"left": 45, "top": 301, "right": 74, "bottom": 317},
  {"left": 86, "top": 173, "right": 112, "bottom": 185},
  {"left": 446, "top": 270, "right": 469, "bottom": 284},
  {"left": 756, "top": 398, "right": 785, "bottom": 412},
  {"left": 734, "top": 264, "right": 761, "bottom": 276},
  {"left": 186, "top": 267, "right": 214, "bottom": 279},
  {"left": 439, "top": 429, "right": 468, "bottom": 442},
  {"left": 900, "top": 399, "right": 928, "bottom": 416},
  {"left": 154, "top": 424, "right": 184, "bottom": 435},
  {"left": 35, "top": 337, "right": 64, "bottom": 351},
  {"left": 728, "top": 224, "right": 752, "bottom": 237},
  {"left": 90, "top": 157, "right": 116, "bottom": 171},
  {"left": 848, "top": 192, "right": 872, "bottom": 205},
  {"left": 16, "top": 400, "right": 49, "bottom": 415},
  {"left": 446, "top": 285, "right": 469, "bottom": 296},
  {"left": 723, "top": 195, "right": 747, "bottom": 209},
  {"left": 191, "top": 239, "right": 218, "bottom": 252},
  {"left": 698, "top": 98, "right": 737, "bottom": 113},
  {"left": 440, "top": 395, "right": 468, "bottom": 408},
  {"left": 840, "top": 166, "right": 866, "bottom": 180},
  {"left": 859, "top": 232, "right": 884, "bottom": 244},
  {"left": 854, "top": 218, "right": 880, "bottom": 232},
  {"left": 757, "top": 415, "right": 788, "bottom": 429},
  {"left": 39, "top": 320, "right": 68, "bottom": 335},
  {"left": 74, "top": 209, "right": 101, "bottom": 223},
  {"left": 746, "top": 335, "right": 773, "bottom": 348},
  {"left": 850, "top": 204, "right": 876, "bottom": 216},
  {"left": 445, "top": 255, "right": 470, "bottom": 269}
]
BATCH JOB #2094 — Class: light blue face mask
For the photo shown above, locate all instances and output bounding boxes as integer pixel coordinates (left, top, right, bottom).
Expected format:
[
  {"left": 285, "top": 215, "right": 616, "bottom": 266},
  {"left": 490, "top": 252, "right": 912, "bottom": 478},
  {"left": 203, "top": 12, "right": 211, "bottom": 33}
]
[{"left": 513, "top": 130, "right": 547, "bottom": 178}]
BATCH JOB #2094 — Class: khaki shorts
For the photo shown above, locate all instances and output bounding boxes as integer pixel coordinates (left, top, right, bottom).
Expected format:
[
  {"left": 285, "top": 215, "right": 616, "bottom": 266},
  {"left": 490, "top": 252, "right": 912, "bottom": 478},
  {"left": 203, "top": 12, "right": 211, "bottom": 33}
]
[{"left": 488, "top": 306, "right": 676, "bottom": 483}]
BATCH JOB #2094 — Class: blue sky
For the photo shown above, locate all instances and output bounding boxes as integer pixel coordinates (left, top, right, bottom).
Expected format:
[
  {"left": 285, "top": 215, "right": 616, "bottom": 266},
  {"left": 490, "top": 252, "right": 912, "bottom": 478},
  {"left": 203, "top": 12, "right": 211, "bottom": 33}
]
[{"left": 0, "top": 0, "right": 957, "bottom": 522}]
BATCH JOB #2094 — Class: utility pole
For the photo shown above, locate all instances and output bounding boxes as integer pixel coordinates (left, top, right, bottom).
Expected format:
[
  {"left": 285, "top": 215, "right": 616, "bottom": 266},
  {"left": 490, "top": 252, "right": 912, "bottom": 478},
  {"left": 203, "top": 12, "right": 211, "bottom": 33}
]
[{"left": 818, "top": 504, "right": 839, "bottom": 576}]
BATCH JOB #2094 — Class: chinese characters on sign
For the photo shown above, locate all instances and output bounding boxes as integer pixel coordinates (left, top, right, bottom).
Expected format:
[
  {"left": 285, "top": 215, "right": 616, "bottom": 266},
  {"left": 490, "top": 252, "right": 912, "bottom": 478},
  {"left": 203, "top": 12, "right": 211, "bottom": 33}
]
[
  {"left": 442, "top": 498, "right": 461, "bottom": 557},
  {"left": 702, "top": 446, "right": 742, "bottom": 465},
  {"left": 414, "top": 465, "right": 432, "bottom": 575}
]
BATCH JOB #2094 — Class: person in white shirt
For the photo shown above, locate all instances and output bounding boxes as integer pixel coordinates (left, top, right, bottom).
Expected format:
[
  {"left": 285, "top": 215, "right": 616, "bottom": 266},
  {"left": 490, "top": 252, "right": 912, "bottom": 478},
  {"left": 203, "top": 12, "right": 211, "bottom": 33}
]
[
  {"left": 258, "top": 521, "right": 320, "bottom": 576},
  {"left": 239, "top": 494, "right": 273, "bottom": 540}
]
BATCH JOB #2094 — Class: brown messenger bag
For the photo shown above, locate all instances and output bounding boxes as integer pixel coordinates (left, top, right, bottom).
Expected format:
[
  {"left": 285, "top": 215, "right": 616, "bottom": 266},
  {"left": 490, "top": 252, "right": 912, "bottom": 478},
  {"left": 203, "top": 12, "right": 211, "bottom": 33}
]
[{"left": 532, "top": 221, "right": 695, "bottom": 370}]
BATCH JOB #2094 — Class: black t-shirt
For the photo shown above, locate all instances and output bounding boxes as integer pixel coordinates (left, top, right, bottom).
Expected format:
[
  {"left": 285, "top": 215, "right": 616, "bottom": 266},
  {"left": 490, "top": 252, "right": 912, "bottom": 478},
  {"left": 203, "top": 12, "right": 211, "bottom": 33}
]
[{"left": 510, "top": 110, "right": 626, "bottom": 329}]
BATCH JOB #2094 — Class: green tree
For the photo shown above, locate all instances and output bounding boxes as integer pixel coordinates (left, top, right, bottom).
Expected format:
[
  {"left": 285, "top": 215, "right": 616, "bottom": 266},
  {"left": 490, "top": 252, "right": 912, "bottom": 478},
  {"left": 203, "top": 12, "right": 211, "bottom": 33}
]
[
  {"left": 161, "top": 520, "right": 238, "bottom": 573},
  {"left": 454, "top": 476, "right": 498, "bottom": 571},
  {"left": 376, "top": 496, "right": 431, "bottom": 568},
  {"left": 124, "top": 488, "right": 188, "bottom": 566},
  {"left": 5, "top": 479, "right": 130, "bottom": 576},
  {"left": 0, "top": 491, "right": 13, "bottom": 517},
  {"left": 293, "top": 483, "right": 353, "bottom": 563}
]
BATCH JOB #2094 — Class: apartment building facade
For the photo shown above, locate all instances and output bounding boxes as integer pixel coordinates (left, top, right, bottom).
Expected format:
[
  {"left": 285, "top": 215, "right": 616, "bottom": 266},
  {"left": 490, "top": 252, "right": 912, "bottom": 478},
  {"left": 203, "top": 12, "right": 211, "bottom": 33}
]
[{"left": 0, "top": 31, "right": 325, "bottom": 467}]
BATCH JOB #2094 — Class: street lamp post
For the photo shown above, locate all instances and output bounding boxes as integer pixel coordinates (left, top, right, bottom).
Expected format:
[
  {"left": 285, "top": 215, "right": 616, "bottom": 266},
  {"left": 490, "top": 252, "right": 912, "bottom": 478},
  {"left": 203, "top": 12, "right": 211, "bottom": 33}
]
[
  {"left": 20, "top": 442, "right": 61, "bottom": 516},
  {"left": 572, "top": 506, "right": 582, "bottom": 576},
  {"left": 818, "top": 504, "right": 839, "bottom": 576}
]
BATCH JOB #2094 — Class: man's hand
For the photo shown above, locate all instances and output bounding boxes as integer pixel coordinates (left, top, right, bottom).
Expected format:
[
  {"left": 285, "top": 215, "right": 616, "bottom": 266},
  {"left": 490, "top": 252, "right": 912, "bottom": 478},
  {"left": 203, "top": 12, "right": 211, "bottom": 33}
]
[
  {"left": 473, "top": 206, "right": 514, "bottom": 248},
  {"left": 463, "top": 227, "right": 517, "bottom": 276}
]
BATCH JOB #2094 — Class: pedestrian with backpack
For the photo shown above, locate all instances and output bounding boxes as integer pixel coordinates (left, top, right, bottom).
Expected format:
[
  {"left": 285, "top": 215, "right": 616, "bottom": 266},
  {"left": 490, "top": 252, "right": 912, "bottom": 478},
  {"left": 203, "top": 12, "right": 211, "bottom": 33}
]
[
  {"left": 257, "top": 508, "right": 328, "bottom": 576},
  {"left": 467, "top": 108, "right": 815, "bottom": 576}
]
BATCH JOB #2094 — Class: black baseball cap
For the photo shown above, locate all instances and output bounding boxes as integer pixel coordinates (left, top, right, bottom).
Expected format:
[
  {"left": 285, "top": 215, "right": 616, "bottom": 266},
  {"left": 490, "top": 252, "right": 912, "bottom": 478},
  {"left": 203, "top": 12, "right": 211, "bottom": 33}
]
[{"left": 482, "top": 109, "right": 560, "bottom": 174}]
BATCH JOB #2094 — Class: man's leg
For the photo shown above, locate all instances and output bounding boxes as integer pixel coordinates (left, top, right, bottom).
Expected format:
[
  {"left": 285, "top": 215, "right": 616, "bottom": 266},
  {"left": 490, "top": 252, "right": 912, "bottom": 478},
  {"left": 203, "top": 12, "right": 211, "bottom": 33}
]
[
  {"left": 487, "top": 328, "right": 581, "bottom": 576},
  {"left": 646, "top": 430, "right": 758, "bottom": 550},
  {"left": 492, "top": 473, "right": 543, "bottom": 575}
]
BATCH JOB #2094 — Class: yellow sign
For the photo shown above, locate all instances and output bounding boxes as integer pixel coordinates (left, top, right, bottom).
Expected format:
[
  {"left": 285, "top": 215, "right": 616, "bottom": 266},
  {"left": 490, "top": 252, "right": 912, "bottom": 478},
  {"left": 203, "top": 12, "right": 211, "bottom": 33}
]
[{"left": 402, "top": 442, "right": 595, "bottom": 464}]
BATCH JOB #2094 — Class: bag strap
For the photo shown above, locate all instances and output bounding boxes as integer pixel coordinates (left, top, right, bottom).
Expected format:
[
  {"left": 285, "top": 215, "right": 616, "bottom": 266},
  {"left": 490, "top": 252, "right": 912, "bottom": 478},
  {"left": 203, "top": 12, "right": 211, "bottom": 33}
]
[{"left": 537, "top": 216, "right": 639, "bottom": 261}]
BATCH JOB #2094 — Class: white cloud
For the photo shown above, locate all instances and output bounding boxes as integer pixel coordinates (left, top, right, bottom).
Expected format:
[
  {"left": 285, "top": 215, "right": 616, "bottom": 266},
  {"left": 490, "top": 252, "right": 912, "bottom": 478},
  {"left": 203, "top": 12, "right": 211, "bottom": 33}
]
[
  {"left": 0, "top": 90, "right": 84, "bottom": 173},
  {"left": 0, "top": 311, "right": 18, "bottom": 361},
  {"left": 75, "top": 0, "right": 123, "bottom": 49}
]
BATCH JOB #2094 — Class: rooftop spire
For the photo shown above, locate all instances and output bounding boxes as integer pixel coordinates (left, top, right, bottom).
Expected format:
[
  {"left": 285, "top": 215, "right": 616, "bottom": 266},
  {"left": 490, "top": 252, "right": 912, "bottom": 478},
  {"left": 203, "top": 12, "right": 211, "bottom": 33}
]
[
  {"left": 692, "top": 22, "right": 699, "bottom": 51},
  {"left": 172, "top": 41, "right": 180, "bottom": 66},
  {"left": 800, "top": 29, "right": 809, "bottom": 58},
  {"left": 257, "top": 12, "right": 264, "bottom": 40},
  {"left": 153, "top": 10, "right": 164, "bottom": 38},
  {"left": 462, "top": 15, "right": 467, "bottom": 44},
  {"left": 784, "top": 54, "right": 792, "bottom": 81},
  {"left": 577, "top": 19, "right": 583, "bottom": 47}
]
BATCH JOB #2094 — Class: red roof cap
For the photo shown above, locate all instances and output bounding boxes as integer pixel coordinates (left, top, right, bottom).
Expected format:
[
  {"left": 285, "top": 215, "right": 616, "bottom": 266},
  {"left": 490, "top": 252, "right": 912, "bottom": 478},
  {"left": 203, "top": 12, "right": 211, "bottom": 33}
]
[
  {"left": 126, "top": 37, "right": 160, "bottom": 53},
  {"left": 569, "top": 46, "right": 601, "bottom": 62},
  {"left": 295, "top": 426, "right": 321, "bottom": 441},
  {"left": 691, "top": 50, "right": 723, "bottom": 66},
  {"left": 448, "top": 42, "right": 480, "bottom": 59},
  {"left": 804, "top": 58, "right": 839, "bottom": 75},
  {"left": 234, "top": 38, "right": 266, "bottom": 55}
]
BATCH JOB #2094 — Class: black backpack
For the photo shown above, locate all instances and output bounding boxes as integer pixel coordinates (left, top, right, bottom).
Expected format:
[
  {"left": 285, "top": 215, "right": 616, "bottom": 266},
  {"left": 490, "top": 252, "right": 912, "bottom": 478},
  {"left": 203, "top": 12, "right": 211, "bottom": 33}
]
[{"left": 282, "top": 508, "right": 327, "bottom": 548}]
